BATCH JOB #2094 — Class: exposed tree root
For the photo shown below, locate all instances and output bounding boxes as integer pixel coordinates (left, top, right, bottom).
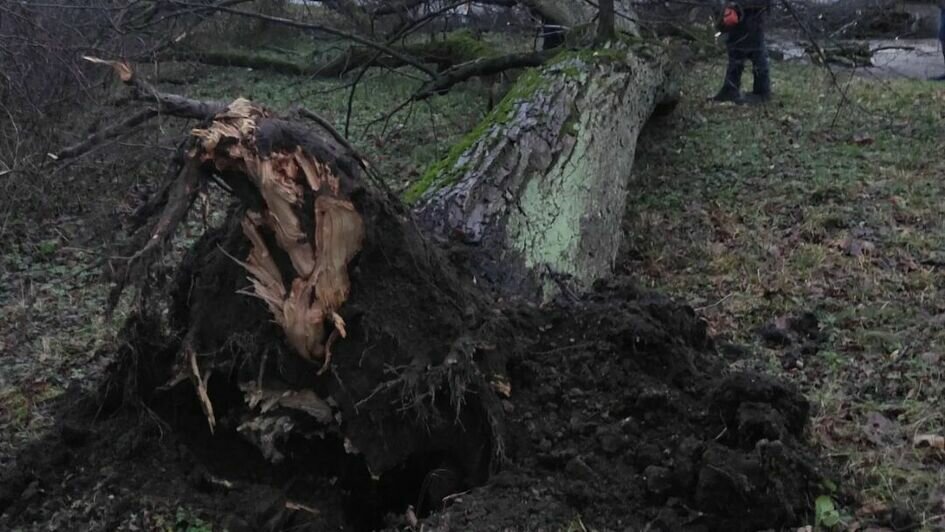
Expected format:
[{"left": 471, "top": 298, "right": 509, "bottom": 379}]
[{"left": 87, "top": 58, "right": 510, "bottom": 486}]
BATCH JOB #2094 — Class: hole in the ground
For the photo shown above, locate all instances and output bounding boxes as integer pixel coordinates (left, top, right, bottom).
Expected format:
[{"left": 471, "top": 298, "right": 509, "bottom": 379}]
[
  {"left": 148, "top": 375, "right": 484, "bottom": 531},
  {"left": 340, "top": 451, "right": 468, "bottom": 531}
]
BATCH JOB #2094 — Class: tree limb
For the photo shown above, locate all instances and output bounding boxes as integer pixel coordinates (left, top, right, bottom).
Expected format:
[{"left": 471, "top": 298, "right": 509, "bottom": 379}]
[
  {"left": 296, "top": 107, "right": 368, "bottom": 169},
  {"left": 415, "top": 49, "right": 558, "bottom": 100},
  {"left": 107, "top": 154, "right": 207, "bottom": 312},
  {"left": 83, "top": 55, "right": 228, "bottom": 118},
  {"left": 53, "top": 107, "right": 159, "bottom": 160}
]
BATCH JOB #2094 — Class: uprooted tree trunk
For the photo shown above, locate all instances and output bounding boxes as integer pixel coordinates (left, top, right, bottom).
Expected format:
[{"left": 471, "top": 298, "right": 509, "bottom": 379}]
[
  {"left": 412, "top": 41, "right": 679, "bottom": 299},
  {"left": 105, "top": 37, "right": 679, "bottom": 476},
  {"left": 87, "top": 30, "right": 818, "bottom": 531}
]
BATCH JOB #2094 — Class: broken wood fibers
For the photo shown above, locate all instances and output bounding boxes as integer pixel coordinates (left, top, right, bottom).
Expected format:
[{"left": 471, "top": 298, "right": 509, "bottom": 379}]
[{"left": 193, "top": 98, "right": 364, "bottom": 375}]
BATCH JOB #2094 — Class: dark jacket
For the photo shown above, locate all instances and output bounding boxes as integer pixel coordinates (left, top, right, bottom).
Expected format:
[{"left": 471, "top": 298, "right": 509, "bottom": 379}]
[{"left": 725, "top": 0, "right": 770, "bottom": 51}]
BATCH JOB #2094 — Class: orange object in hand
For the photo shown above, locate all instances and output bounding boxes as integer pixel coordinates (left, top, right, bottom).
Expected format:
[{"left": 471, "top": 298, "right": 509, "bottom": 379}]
[{"left": 723, "top": 6, "right": 740, "bottom": 27}]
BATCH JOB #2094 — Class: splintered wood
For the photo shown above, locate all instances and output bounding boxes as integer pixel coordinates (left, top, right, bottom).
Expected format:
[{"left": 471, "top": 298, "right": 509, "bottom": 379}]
[{"left": 193, "top": 99, "right": 364, "bottom": 373}]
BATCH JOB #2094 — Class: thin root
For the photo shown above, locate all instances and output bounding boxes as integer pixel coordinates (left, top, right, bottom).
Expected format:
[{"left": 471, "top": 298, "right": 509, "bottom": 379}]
[{"left": 318, "top": 328, "right": 341, "bottom": 375}]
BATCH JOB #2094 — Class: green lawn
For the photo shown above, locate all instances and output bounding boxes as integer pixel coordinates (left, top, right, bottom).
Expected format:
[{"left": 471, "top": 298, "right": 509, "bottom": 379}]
[{"left": 628, "top": 61, "right": 945, "bottom": 529}]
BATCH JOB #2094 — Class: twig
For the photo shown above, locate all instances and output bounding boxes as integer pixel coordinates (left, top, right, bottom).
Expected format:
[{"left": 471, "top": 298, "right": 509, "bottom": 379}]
[
  {"left": 778, "top": 0, "right": 851, "bottom": 129},
  {"left": 344, "top": 61, "right": 372, "bottom": 138}
]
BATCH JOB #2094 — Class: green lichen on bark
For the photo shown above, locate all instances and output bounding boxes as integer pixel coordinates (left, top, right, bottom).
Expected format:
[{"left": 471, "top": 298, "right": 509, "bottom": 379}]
[
  {"left": 412, "top": 39, "right": 673, "bottom": 300},
  {"left": 428, "top": 29, "right": 500, "bottom": 63},
  {"left": 404, "top": 42, "right": 651, "bottom": 204},
  {"left": 504, "top": 48, "right": 666, "bottom": 299},
  {"left": 505, "top": 121, "right": 592, "bottom": 279},
  {"left": 403, "top": 68, "right": 545, "bottom": 203}
]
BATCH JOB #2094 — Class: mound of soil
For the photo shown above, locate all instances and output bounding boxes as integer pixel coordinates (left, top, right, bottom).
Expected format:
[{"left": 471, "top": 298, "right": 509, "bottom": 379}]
[
  {"left": 418, "top": 280, "right": 818, "bottom": 531},
  {"left": 0, "top": 274, "right": 820, "bottom": 531}
]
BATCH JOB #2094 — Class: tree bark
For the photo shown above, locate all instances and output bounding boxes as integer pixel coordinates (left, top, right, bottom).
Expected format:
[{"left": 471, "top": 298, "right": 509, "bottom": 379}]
[
  {"left": 526, "top": 0, "right": 639, "bottom": 35},
  {"left": 412, "top": 40, "right": 679, "bottom": 300},
  {"left": 597, "top": 0, "right": 616, "bottom": 42}
]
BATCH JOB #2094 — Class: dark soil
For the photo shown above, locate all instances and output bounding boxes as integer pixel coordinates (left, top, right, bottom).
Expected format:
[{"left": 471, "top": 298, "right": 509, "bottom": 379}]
[
  {"left": 418, "top": 280, "right": 819, "bottom": 532},
  {"left": 1, "top": 267, "right": 821, "bottom": 532}
]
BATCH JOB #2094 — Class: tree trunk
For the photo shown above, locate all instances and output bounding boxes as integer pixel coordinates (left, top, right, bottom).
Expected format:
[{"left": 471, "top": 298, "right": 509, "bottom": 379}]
[
  {"left": 598, "top": 0, "right": 616, "bottom": 42},
  {"left": 412, "top": 41, "right": 678, "bottom": 300},
  {"left": 527, "top": 0, "right": 639, "bottom": 36},
  {"left": 160, "top": 32, "right": 501, "bottom": 78}
]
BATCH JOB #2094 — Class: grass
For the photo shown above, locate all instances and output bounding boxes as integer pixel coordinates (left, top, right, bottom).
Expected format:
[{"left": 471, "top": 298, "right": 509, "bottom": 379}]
[
  {"left": 627, "top": 61, "right": 945, "bottom": 528},
  {"left": 0, "top": 234, "right": 123, "bottom": 456}
]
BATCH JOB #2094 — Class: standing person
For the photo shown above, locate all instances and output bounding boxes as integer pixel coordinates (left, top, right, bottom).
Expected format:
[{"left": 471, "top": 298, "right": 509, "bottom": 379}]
[
  {"left": 934, "top": 1, "right": 945, "bottom": 80},
  {"left": 711, "top": 0, "right": 773, "bottom": 104}
]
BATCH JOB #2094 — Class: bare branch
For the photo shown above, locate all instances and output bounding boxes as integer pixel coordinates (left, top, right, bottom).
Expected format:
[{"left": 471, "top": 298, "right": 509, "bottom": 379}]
[
  {"left": 107, "top": 154, "right": 207, "bottom": 312},
  {"left": 84, "top": 56, "right": 227, "bottom": 118},
  {"left": 53, "top": 108, "right": 159, "bottom": 160},
  {"left": 416, "top": 49, "right": 558, "bottom": 100}
]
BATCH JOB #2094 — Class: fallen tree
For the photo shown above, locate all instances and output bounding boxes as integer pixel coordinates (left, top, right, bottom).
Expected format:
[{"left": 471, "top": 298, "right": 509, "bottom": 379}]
[
  {"left": 160, "top": 31, "right": 502, "bottom": 78},
  {"left": 41, "top": 23, "right": 821, "bottom": 532}
]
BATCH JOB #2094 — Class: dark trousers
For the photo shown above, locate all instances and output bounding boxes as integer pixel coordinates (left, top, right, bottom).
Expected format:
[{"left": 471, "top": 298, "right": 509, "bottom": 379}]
[{"left": 722, "top": 44, "right": 771, "bottom": 96}]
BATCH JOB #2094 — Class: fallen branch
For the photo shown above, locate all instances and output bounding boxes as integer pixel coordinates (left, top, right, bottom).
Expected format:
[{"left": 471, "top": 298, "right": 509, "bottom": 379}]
[
  {"left": 83, "top": 56, "right": 227, "bottom": 118},
  {"left": 53, "top": 107, "right": 159, "bottom": 160},
  {"left": 108, "top": 154, "right": 207, "bottom": 311},
  {"left": 416, "top": 49, "right": 557, "bottom": 99},
  {"left": 158, "top": 49, "right": 313, "bottom": 75},
  {"left": 160, "top": 33, "right": 499, "bottom": 79}
]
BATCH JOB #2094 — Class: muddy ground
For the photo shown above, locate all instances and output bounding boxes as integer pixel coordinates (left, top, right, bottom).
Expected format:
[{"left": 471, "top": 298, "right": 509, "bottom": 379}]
[{"left": 2, "top": 274, "right": 824, "bottom": 532}]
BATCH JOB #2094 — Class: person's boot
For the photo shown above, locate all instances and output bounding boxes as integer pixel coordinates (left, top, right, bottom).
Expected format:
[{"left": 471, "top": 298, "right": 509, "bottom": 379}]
[
  {"left": 710, "top": 54, "right": 745, "bottom": 103},
  {"left": 935, "top": 48, "right": 945, "bottom": 80},
  {"left": 746, "top": 50, "right": 771, "bottom": 104},
  {"left": 710, "top": 88, "right": 744, "bottom": 103},
  {"left": 743, "top": 92, "right": 770, "bottom": 104}
]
